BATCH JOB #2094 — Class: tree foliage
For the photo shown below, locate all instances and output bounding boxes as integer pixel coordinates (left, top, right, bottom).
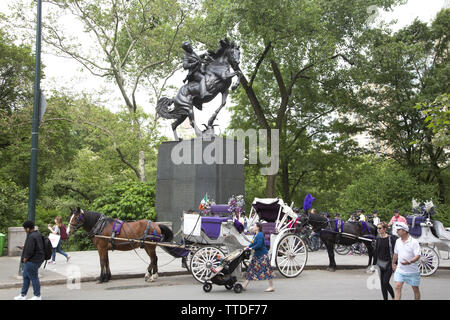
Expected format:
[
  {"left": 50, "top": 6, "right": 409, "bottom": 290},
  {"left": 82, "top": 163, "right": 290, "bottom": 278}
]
[
  {"left": 92, "top": 180, "right": 156, "bottom": 221},
  {"left": 354, "top": 9, "right": 449, "bottom": 203}
]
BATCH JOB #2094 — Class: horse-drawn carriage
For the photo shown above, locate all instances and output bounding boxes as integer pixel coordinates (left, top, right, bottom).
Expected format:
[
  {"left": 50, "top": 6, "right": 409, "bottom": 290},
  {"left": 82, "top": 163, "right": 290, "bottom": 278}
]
[
  {"left": 184, "top": 197, "right": 308, "bottom": 284},
  {"left": 401, "top": 200, "right": 450, "bottom": 277}
]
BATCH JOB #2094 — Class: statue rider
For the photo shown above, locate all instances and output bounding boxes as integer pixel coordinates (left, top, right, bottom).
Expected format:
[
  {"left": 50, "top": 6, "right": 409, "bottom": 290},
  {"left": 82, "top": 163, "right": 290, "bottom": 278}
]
[{"left": 181, "top": 41, "right": 210, "bottom": 100}]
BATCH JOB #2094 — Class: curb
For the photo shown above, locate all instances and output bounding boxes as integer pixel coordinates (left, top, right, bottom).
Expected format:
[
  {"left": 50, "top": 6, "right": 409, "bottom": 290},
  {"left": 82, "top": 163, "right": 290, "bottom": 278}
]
[
  {"left": 2, "top": 266, "right": 449, "bottom": 290},
  {"left": 0, "top": 270, "right": 191, "bottom": 290}
]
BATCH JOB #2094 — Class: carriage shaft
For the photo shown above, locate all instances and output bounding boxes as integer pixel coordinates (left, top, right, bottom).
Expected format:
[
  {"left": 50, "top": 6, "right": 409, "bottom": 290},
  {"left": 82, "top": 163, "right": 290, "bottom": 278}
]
[{"left": 94, "top": 235, "right": 187, "bottom": 249}]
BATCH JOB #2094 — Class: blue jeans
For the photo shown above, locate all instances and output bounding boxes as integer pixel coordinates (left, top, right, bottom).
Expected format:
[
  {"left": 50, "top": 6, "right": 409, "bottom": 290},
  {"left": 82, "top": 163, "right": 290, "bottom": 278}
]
[
  {"left": 311, "top": 233, "right": 320, "bottom": 250},
  {"left": 21, "top": 261, "right": 42, "bottom": 297},
  {"left": 52, "top": 239, "right": 68, "bottom": 261}
]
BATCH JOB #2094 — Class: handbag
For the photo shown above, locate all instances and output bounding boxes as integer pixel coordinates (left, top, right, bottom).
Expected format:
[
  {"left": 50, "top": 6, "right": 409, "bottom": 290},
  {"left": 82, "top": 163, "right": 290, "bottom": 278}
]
[
  {"left": 377, "top": 258, "right": 390, "bottom": 270},
  {"left": 48, "top": 233, "right": 61, "bottom": 248}
]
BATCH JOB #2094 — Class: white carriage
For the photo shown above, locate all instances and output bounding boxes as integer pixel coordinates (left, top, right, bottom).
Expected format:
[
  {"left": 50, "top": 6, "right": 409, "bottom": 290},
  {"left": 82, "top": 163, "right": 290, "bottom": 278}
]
[
  {"left": 182, "top": 198, "right": 308, "bottom": 283},
  {"left": 247, "top": 198, "right": 308, "bottom": 278},
  {"left": 182, "top": 205, "right": 253, "bottom": 283},
  {"left": 403, "top": 200, "right": 450, "bottom": 277}
]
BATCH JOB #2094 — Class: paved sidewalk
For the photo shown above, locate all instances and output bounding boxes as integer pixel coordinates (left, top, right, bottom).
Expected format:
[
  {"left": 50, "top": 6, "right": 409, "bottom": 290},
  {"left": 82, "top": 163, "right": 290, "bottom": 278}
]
[{"left": 1, "top": 248, "right": 449, "bottom": 289}]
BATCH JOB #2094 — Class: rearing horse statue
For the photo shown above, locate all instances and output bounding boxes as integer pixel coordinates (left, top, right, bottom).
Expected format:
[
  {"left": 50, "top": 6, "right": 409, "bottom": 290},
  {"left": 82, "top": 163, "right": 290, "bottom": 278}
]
[{"left": 156, "top": 39, "right": 241, "bottom": 140}]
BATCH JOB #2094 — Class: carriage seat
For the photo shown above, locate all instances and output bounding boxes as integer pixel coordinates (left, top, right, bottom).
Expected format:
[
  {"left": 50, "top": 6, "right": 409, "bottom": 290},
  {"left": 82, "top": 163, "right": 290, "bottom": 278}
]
[
  {"left": 432, "top": 220, "right": 450, "bottom": 241},
  {"left": 406, "top": 215, "right": 427, "bottom": 238},
  {"left": 210, "top": 204, "right": 232, "bottom": 217},
  {"left": 261, "top": 222, "right": 276, "bottom": 249},
  {"left": 201, "top": 216, "right": 231, "bottom": 239}
]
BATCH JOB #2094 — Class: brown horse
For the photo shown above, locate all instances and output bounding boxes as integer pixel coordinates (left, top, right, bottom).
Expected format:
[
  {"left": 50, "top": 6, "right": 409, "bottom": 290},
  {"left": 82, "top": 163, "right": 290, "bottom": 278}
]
[{"left": 67, "top": 207, "right": 173, "bottom": 283}]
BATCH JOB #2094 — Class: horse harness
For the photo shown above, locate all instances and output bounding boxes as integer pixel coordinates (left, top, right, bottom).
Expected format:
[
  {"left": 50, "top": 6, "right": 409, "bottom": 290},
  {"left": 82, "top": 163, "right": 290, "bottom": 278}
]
[
  {"left": 311, "top": 216, "right": 375, "bottom": 244},
  {"left": 109, "top": 219, "right": 162, "bottom": 251}
]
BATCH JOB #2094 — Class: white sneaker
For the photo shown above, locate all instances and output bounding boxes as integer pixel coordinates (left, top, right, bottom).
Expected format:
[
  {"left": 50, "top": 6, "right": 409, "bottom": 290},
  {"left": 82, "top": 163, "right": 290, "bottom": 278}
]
[
  {"left": 14, "top": 294, "right": 27, "bottom": 300},
  {"left": 48, "top": 260, "right": 55, "bottom": 264},
  {"left": 29, "top": 295, "right": 42, "bottom": 300},
  {"left": 66, "top": 255, "right": 71, "bottom": 263}
]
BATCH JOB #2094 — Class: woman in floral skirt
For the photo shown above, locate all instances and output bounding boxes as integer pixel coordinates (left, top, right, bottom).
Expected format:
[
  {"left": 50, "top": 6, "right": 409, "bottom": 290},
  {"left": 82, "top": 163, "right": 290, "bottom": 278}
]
[{"left": 242, "top": 222, "right": 275, "bottom": 292}]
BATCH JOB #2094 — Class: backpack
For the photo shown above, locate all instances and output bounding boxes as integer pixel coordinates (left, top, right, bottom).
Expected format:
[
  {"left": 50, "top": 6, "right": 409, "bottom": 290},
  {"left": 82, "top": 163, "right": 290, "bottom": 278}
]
[
  {"left": 42, "top": 235, "right": 53, "bottom": 261},
  {"left": 60, "top": 224, "right": 68, "bottom": 240}
]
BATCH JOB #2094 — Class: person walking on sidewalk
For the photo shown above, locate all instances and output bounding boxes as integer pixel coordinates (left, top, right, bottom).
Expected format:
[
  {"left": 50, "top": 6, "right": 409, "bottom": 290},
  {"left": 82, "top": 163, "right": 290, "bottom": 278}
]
[
  {"left": 392, "top": 222, "right": 421, "bottom": 300},
  {"left": 14, "top": 220, "right": 45, "bottom": 300},
  {"left": 47, "top": 216, "right": 70, "bottom": 264},
  {"left": 373, "top": 222, "right": 397, "bottom": 300},
  {"left": 242, "top": 222, "right": 275, "bottom": 292}
]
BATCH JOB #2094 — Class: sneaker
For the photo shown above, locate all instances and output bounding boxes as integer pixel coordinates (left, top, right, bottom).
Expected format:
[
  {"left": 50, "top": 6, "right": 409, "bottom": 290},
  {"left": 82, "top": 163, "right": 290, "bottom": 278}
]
[
  {"left": 48, "top": 260, "right": 55, "bottom": 264},
  {"left": 14, "top": 294, "right": 27, "bottom": 300},
  {"left": 29, "top": 296, "right": 42, "bottom": 300},
  {"left": 66, "top": 255, "right": 71, "bottom": 263}
]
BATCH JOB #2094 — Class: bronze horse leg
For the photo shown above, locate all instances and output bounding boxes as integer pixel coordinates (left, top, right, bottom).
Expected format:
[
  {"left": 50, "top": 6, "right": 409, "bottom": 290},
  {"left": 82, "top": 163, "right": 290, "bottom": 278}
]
[
  {"left": 171, "top": 115, "right": 188, "bottom": 141},
  {"left": 207, "top": 88, "right": 229, "bottom": 128}
]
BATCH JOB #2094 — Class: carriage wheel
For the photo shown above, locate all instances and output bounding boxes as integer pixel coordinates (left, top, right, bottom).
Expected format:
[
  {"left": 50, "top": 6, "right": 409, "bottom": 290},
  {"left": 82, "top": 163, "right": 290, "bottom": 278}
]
[
  {"left": 335, "top": 244, "right": 350, "bottom": 255},
  {"left": 184, "top": 245, "right": 200, "bottom": 272},
  {"left": 275, "top": 233, "right": 308, "bottom": 278},
  {"left": 190, "top": 247, "right": 225, "bottom": 283},
  {"left": 419, "top": 246, "right": 439, "bottom": 277}
]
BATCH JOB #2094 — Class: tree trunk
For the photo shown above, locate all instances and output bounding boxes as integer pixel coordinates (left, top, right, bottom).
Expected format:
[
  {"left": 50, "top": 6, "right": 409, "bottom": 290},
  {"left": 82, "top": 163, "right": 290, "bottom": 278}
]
[
  {"left": 138, "top": 150, "right": 146, "bottom": 182},
  {"left": 281, "top": 159, "right": 290, "bottom": 204},
  {"left": 265, "top": 174, "right": 277, "bottom": 198}
]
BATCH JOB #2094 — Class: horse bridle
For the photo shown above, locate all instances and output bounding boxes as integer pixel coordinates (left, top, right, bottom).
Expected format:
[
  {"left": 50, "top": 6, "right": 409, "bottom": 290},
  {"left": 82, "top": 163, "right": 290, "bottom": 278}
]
[{"left": 68, "top": 210, "right": 86, "bottom": 234}]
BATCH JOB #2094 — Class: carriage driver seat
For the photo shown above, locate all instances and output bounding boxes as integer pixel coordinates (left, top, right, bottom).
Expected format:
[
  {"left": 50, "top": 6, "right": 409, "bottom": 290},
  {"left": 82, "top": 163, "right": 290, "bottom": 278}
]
[{"left": 432, "top": 220, "right": 450, "bottom": 241}]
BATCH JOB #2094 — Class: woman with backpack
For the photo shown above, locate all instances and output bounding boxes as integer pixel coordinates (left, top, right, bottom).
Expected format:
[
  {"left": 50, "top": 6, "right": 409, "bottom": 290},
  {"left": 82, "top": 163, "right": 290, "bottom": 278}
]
[{"left": 47, "top": 216, "right": 70, "bottom": 264}]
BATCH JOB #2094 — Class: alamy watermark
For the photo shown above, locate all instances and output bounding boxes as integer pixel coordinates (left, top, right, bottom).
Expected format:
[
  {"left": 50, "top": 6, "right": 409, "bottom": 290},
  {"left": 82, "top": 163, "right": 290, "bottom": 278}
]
[
  {"left": 66, "top": 265, "right": 81, "bottom": 290},
  {"left": 170, "top": 129, "right": 279, "bottom": 176}
]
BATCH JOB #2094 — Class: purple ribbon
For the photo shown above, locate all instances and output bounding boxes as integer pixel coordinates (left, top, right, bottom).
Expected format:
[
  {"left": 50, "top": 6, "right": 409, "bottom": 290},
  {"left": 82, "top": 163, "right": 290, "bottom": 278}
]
[
  {"left": 361, "top": 221, "right": 370, "bottom": 234},
  {"left": 334, "top": 219, "right": 344, "bottom": 233}
]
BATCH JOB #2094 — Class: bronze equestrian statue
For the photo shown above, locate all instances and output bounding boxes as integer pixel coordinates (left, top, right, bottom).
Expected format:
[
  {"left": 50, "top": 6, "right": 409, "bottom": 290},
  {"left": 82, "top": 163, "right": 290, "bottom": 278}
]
[{"left": 156, "top": 39, "right": 241, "bottom": 141}]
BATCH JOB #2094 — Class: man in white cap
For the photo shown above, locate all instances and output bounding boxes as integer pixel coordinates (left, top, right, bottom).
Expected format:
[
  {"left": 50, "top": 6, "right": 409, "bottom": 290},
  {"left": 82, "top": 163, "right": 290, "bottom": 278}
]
[{"left": 392, "top": 222, "right": 421, "bottom": 300}]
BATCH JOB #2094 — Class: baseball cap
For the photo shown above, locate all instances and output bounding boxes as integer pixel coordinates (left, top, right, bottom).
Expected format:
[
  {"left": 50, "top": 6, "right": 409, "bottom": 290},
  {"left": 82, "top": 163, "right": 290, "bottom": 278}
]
[
  {"left": 396, "top": 222, "right": 409, "bottom": 232},
  {"left": 393, "top": 209, "right": 399, "bottom": 213}
]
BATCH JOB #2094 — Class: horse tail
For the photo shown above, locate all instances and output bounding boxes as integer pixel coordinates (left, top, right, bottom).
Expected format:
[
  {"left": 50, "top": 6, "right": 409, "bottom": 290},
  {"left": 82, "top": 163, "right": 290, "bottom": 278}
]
[
  {"left": 156, "top": 97, "right": 177, "bottom": 119},
  {"left": 158, "top": 223, "right": 174, "bottom": 242},
  {"left": 157, "top": 223, "right": 190, "bottom": 258}
]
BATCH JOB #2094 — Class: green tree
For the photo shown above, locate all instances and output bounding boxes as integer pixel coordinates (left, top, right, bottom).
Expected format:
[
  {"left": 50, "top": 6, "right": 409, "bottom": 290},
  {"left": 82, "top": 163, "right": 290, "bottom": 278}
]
[
  {"left": 0, "top": 179, "right": 28, "bottom": 235},
  {"left": 92, "top": 180, "right": 156, "bottom": 221},
  {"left": 336, "top": 158, "right": 438, "bottom": 222},
  {"left": 415, "top": 93, "right": 450, "bottom": 148},
  {"left": 10, "top": 0, "right": 194, "bottom": 181},
  {"left": 192, "top": 0, "right": 401, "bottom": 197},
  {"left": 0, "top": 28, "right": 35, "bottom": 115},
  {"left": 354, "top": 10, "right": 449, "bottom": 203}
]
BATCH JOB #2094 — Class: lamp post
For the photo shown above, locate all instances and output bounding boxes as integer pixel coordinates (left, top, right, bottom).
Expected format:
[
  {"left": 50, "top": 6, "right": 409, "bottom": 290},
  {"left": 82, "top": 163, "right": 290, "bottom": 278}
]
[{"left": 27, "top": 0, "right": 42, "bottom": 223}]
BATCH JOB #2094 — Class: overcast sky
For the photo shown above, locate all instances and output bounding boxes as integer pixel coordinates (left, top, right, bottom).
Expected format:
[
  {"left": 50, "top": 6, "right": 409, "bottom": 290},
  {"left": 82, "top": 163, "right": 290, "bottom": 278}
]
[{"left": 1, "top": 0, "right": 448, "bottom": 138}]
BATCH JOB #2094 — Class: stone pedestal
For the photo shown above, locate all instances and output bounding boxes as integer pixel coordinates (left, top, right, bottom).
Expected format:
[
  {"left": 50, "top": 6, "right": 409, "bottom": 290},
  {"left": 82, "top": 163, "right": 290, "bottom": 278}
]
[
  {"left": 155, "top": 136, "right": 244, "bottom": 238},
  {"left": 8, "top": 226, "right": 38, "bottom": 257}
]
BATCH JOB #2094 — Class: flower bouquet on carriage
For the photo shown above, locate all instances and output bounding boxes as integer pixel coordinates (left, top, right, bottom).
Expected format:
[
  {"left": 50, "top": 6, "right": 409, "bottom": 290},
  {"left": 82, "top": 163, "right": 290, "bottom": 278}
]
[
  {"left": 228, "top": 194, "right": 247, "bottom": 230},
  {"left": 198, "top": 193, "right": 215, "bottom": 216}
]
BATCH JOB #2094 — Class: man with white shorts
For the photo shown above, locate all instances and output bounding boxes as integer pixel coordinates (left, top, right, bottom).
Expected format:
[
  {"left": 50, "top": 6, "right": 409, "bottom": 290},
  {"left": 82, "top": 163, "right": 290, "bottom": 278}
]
[{"left": 392, "top": 222, "right": 421, "bottom": 300}]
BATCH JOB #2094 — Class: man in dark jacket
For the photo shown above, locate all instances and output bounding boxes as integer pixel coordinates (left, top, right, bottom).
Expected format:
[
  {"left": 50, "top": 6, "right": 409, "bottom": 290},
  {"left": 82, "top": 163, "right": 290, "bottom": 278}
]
[{"left": 14, "top": 220, "right": 45, "bottom": 300}]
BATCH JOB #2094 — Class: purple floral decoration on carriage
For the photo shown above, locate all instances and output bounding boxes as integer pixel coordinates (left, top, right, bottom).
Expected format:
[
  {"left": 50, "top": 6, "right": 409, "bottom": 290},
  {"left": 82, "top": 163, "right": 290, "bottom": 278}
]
[{"left": 228, "top": 194, "right": 245, "bottom": 219}]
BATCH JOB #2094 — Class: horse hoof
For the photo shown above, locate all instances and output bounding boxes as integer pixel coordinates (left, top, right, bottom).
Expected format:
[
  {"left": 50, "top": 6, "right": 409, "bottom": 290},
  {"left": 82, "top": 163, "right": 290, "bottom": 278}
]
[
  {"left": 150, "top": 274, "right": 158, "bottom": 282},
  {"left": 326, "top": 267, "right": 336, "bottom": 272},
  {"left": 144, "top": 272, "right": 151, "bottom": 282}
]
